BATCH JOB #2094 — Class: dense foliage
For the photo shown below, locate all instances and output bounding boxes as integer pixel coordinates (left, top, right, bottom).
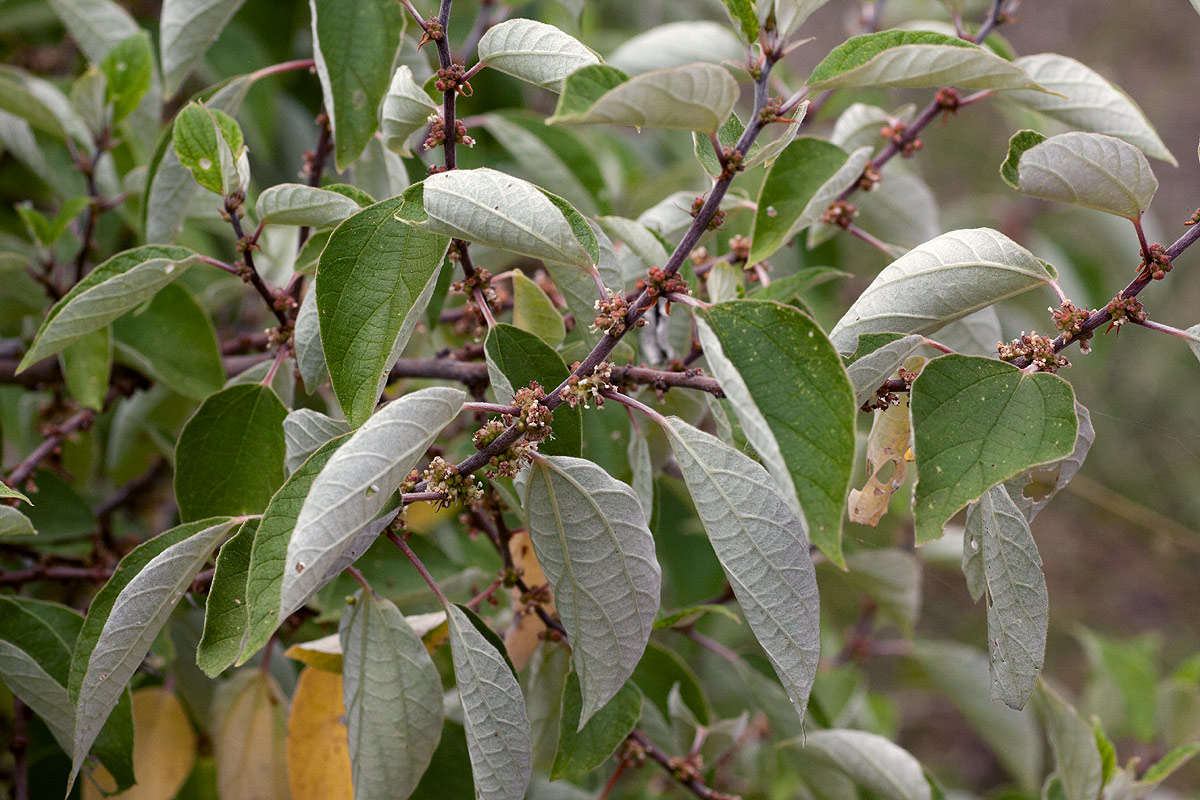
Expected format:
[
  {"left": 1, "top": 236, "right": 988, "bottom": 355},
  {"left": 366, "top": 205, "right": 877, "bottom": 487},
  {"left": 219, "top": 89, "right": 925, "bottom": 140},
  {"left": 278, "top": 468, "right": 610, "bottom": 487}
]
[{"left": 2, "top": 0, "right": 1200, "bottom": 798}]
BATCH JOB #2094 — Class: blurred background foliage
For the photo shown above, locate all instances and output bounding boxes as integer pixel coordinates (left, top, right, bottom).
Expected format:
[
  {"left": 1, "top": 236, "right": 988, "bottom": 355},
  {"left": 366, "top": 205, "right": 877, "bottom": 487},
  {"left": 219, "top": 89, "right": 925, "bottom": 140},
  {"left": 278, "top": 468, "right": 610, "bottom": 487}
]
[{"left": 2, "top": 0, "right": 1199, "bottom": 796}]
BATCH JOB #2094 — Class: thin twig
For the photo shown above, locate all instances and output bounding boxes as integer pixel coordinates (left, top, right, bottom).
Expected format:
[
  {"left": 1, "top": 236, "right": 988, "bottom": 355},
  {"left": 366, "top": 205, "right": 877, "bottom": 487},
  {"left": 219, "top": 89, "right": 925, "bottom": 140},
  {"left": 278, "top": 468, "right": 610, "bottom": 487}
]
[
  {"left": 6, "top": 408, "right": 94, "bottom": 489},
  {"left": 225, "top": 199, "right": 290, "bottom": 327},
  {"left": 628, "top": 730, "right": 736, "bottom": 800},
  {"left": 387, "top": 528, "right": 450, "bottom": 606}
]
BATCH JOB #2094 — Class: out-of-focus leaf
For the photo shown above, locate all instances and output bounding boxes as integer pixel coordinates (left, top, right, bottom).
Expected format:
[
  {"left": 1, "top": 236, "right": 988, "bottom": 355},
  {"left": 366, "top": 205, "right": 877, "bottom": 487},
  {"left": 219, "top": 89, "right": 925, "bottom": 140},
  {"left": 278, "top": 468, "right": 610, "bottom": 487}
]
[
  {"left": 286, "top": 667, "right": 354, "bottom": 800},
  {"left": 550, "top": 673, "right": 642, "bottom": 779}
]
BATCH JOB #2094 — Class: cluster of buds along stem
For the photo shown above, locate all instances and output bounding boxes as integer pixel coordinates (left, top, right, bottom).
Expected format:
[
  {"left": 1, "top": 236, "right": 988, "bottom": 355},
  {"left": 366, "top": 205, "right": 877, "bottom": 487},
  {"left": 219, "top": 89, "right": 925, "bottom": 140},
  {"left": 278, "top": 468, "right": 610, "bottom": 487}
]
[
  {"left": 451, "top": 264, "right": 498, "bottom": 306},
  {"left": 592, "top": 289, "right": 642, "bottom": 336},
  {"left": 881, "top": 121, "right": 923, "bottom": 157},
  {"left": 635, "top": 267, "right": 689, "bottom": 299},
  {"left": 421, "top": 456, "right": 483, "bottom": 508},
  {"left": 1050, "top": 301, "right": 1093, "bottom": 351},
  {"left": 691, "top": 195, "right": 725, "bottom": 230},
  {"left": 998, "top": 332, "right": 1070, "bottom": 372},
  {"left": 758, "top": 95, "right": 784, "bottom": 124},
  {"left": 560, "top": 361, "right": 614, "bottom": 409},
  {"left": 507, "top": 383, "right": 554, "bottom": 441},
  {"left": 417, "top": 18, "right": 444, "bottom": 48},
  {"left": 728, "top": 234, "right": 752, "bottom": 264},
  {"left": 472, "top": 419, "right": 539, "bottom": 478},
  {"left": 935, "top": 87, "right": 961, "bottom": 116},
  {"left": 434, "top": 62, "right": 472, "bottom": 95},
  {"left": 856, "top": 164, "right": 882, "bottom": 192},
  {"left": 821, "top": 201, "right": 858, "bottom": 229},
  {"left": 718, "top": 146, "right": 744, "bottom": 179},
  {"left": 266, "top": 322, "right": 293, "bottom": 350},
  {"left": 1141, "top": 242, "right": 1172, "bottom": 280},
  {"left": 423, "top": 114, "right": 475, "bottom": 150},
  {"left": 1105, "top": 294, "right": 1146, "bottom": 333}
]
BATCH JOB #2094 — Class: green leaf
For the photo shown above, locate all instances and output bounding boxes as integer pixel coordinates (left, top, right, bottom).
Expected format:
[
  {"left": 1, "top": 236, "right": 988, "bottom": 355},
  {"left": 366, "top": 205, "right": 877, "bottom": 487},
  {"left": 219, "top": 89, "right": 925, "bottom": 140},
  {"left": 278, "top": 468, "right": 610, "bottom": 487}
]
[
  {"left": 1002, "top": 130, "right": 1158, "bottom": 220},
  {"left": 632, "top": 640, "right": 711, "bottom": 725},
  {"left": 597, "top": 215, "right": 670, "bottom": 277},
  {"left": 719, "top": 0, "right": 759, "bottom": 41},
  {"left": 965, "top": 484, "right": 1048, "bottom": 710},
  {"left": 845, "top": 334, "right": 923, "bottom": 408},
  {"left": 805, "top": 29, "right": 1046, "bottom": 92},
  {"left": 292, "top": 279, "right": 324, "bottom": 391},
  {"left": 1076, "top": 628, "right": 1159, "bottom": 742},
  {"left": 524, "top": 643, "right": 570, "bottom": 770},
  {"left": 551, "top": 673, "right": 642, "bottom": 780},
  {"left": 381, "top": 65, "right": 438, "bottom": 156},
  {"left": 999, "top": 128, "right": 1047, "bottom": 190},
  {"left": 0, "top": 68, "right": 72, "bottom": 140},
  {"left": 446, "top": 603, "right": 533, "bottom": 800},
  {"left": 16, "top": 196, "right": 89, "bottom": 247},
  {"left": 748, "top": 267, "right": 850, "bottom": 304},
  {"left": 17, "top": 245, "right": 201, "bottom": 371},
  {"left": 749, "top": 138, "right": 872, "bottom": 264},
  {"left": 310, "top": 0, "right": 406, "bottom": 169},
  {"left": 59, "top": 328, "right": 111, "bottom": 411},
  {"left": 480, "top": 112, "right": 609, "bottom": 215},
  {"left": 608, "top": 22, "right": 744, "bottom": 74},
  {"left": 196, "top": 519, "right": 256, "bottom": 676},
  {"left": 759, "top": 0, "right": 828, "bottom": 38},
  {"left": 830, "top": 102, "right": 916, "bottom": 151},
  {"left": 654, "top": 603, "right": 741, "bottom": 630},
  {"left": 0, "top": 506, "right": 36, "bottom": 536},
  {"left": 524, "top": 456, "right": 660, "bottom": 724},
  {"left": 549, "top": 62, "right": 739, "bottom": 134},
  {"left": 693, "top": 112, "right": 746, "bottom": 177},
  {"left": 283, "top": 409, "right": 350, "bottom": 473},
  {"left": 698, "top": 300, "right": 856, "bottom": 564},
  {"left": 834, "top": 549, "right": 922, "bottom": 633},
  {"left": 113, "top": 282, "right": 225, "bottom": 400},
  {"left": 484, "top": 324, "right": 581, "bottom": 458},
  {"left": 1139, "top": 743, "right": 1200, "bottom": 787},
  {"left": 910, "top": 641, "right": 1043, "bottom": 792},
  {"left": 1093, "top": 718, "right": 1117, "bottom": 784},
  {"left": 317, "top": 195, "right": 451, "bottom": 426},
  {"left": 1034, "top": 681, "right": 1103, "bottom": 800},
  {"left": 281, "top": 387, "right": 465, "bottom": 613},
  {"left": 174, "top": 384, "right": 288, "bottom": 519},
  {"left": 341, "top": 590, "right": 444, "bottom": 800},
  {"left": 1005, "top": 401, "right": 1094, "bottom": 524},
  {"left": 69, "top": 517, "right": 237, "bottom": 792},
  {"left": 1187, "top": 323, "right": 1200, "bottom": 366},
  {"left": 407, "top": 168, "right": 597, "bottom": 268},
  {"left": 0, "top": 484, "right": 32, "bottom": 505},
  {"left": 829, "top": 228, "right": 1056, "bottom": 354},
  {"left": 237, "top": 434, "right": 348, "bottom": 666},
  {"left": 665, "top": 417, "right": 819, "bottom": 719},
  {"left": 0, "top": 597, "right": 134, "bottom": 788},
  {"left": 1006, "top": 53, "right": 1175, "bottom": 165},
  {"left": 787, "top": 728, "right": 931, "bottom": 800},
  {"left": 160, "top": 0, "right": 248, "bottom": 95},
  {"left": 172, "top": 101, "right": 249, "bottom": 196},
  {"left": 100, "top": 31, "right": 153, "bottom": 123},
  {"left": 46, "top": 0, "right": 140, "bottom": 66},
  {"left": 910, "top": 355, "right": 1077, "bottom": 543},
  {"left": 477, "top": 19, "right": 600, "bottom": 91},
  {"left": 511, "top": 271, "right": 566, "bottom": 346},
  {"left": 255, "top": 183, "right": 363, "bottom": 227}
]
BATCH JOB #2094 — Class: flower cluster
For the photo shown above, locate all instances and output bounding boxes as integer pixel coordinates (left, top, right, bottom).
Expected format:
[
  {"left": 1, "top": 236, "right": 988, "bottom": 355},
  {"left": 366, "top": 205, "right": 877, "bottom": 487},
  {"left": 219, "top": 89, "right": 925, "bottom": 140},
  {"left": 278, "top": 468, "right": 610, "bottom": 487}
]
[
  {"left": 820, "top": 201, "right": 858, "bottom": 229},
  {"left": 856, "top": 164, "right": 882, "bottom": 192},
  {"left": 690, "top": 195, "right": 725, "bottom": 230},
  {"left": 423, "top": 116, "right": 474, "bottom": 151},
  {"left": 1105, "top": 294, "right": 1147, "bottom": 332},
  {"left": 1050, "top": 301, "right": 1093, "bottom": 352},
  {"left": 417, "top": 19, "right": 444, "bottom": 48},
  {"left": 718, "top": 146, "right": 744, "bottom": 179},
  {"left": 560, "top": 361, "right": 614, "bottom": 408},
  {"left": 881, "top": 122, "right": 923, "bottom": 157},
  {"left": 508, "top": 383, "right": 554, "bottom": 440},
  {"left": 592, "top": 289, "right": 644, "bottom": 336},
  {"left": 472, "top": 418, "right": 539, "bottom": 478},
  {"left": 635, "top": 266, "right": 689, "bottom": 299},
  {"left": 433, "top": 63, "right": 472, "bottom": 95},
  {"left": 421, "top": 456, "right": 483, "bottom": 508},
  {"left": 998, "top": 332, "right": 1070, "bottom": 372},
  {"left": 728, "top": 234, "right": 751, "bottom": 264},
  {"left": 1142, "top": 243, "right": 1173, "bottom": 280}
]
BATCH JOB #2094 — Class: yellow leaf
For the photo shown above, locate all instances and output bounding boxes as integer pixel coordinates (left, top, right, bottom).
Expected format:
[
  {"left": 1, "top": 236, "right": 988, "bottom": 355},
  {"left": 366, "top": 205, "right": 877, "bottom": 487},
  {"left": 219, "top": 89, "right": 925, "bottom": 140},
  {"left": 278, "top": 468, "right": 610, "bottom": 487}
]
[
  {"left": 216, "top": 671, "right": 290, "bottom": 800},
  {"left": 285, "top": 633, "right": 343, "bottom": 673},
  {"left": 504, "top": 529, "right": 557, "bottom": 671},
  {"left": 83, "top": 687, "right": 197, "bottom": 800},
  {"left": 287, "top": 667, "right": 353, "bottom": 800}
]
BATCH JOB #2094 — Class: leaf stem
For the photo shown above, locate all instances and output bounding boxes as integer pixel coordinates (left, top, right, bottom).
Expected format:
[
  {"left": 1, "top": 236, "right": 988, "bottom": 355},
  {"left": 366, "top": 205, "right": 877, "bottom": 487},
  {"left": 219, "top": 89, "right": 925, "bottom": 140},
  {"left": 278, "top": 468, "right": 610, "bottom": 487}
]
[
  {"left": 843, "top": 222, "right": 894, "bottom": 256},
  {"left": 1133, "top": 318, "right": 1200, "bottom": 344},
  {"left": 601, "top": 390, "right": 669, "bottom": 428},
  {"left": 225, "top": 198, "right": 290, "bottom": 327},
  {"left": 387, "top": 528, "right": 450, "bottom": 606}
]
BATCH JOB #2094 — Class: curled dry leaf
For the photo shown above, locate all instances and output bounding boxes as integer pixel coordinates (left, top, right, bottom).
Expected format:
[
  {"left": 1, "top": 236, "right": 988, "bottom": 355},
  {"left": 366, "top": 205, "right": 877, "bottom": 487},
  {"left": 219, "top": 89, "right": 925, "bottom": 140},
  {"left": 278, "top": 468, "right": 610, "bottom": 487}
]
[{"left": 848, "top": 393, "right": 917, "bottom": 527}]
